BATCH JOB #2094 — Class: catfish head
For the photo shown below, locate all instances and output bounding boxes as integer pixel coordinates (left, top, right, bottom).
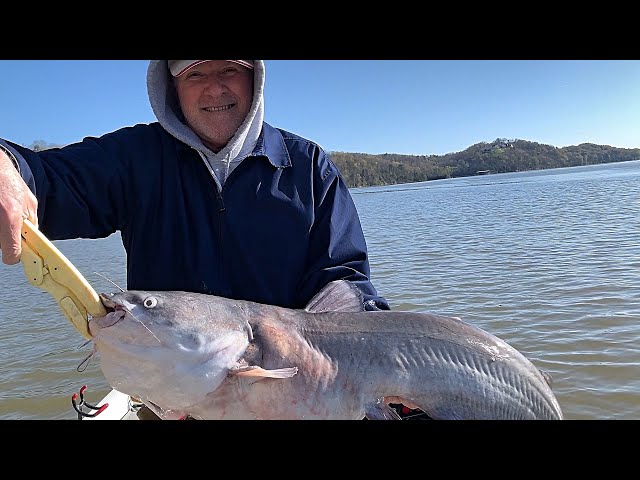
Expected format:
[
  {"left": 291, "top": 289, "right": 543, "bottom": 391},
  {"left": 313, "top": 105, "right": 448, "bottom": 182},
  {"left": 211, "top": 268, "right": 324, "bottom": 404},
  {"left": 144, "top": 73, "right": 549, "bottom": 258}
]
[{"left": 89, "top": 290, "right": 254, "bottom": 418}]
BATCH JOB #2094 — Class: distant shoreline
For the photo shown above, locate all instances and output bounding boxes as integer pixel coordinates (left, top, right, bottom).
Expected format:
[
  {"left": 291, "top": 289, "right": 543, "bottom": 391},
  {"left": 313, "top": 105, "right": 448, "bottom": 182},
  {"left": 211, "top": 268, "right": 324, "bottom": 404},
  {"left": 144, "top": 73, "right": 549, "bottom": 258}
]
[{"left": 330, "top": 139, "right": 640, "bottom": 188}]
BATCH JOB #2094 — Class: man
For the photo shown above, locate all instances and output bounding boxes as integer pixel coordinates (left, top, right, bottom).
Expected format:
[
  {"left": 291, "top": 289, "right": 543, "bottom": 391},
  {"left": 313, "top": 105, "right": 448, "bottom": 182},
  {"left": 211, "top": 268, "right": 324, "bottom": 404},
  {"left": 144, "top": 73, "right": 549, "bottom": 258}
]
[{"left": 0, "top": 60, "right": 389, "bottom": 311}]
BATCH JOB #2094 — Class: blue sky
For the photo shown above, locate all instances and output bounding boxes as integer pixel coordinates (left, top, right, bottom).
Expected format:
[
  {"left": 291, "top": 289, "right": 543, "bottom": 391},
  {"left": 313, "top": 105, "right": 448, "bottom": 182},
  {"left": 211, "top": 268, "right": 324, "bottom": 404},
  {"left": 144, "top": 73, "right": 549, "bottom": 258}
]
[{"left": 0, "top": 60, "right": 638, "bottom": 156}]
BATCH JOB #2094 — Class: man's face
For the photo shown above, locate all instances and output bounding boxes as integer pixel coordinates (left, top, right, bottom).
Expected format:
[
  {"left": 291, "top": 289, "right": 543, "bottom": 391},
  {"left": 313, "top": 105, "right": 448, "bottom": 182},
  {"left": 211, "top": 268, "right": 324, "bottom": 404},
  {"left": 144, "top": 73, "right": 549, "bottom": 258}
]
[{"left": 173, "top": 60, "right": 254, "bottom": 152}]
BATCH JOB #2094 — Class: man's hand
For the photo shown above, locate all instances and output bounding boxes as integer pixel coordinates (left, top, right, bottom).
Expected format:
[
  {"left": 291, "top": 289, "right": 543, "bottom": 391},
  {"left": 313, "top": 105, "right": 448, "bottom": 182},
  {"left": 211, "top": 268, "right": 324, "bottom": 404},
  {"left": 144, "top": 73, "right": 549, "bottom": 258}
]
[{"left": 0, "top": 150, "right": 38, "bottom": 265}]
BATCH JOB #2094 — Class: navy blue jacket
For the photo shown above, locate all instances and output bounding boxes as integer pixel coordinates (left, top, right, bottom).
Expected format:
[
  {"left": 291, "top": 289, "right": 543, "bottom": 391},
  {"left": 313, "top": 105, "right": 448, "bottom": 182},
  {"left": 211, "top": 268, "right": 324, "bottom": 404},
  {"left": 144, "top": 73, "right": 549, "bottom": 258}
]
[{"left": 2, "top": 122, "right": 389, "bottom": 310}]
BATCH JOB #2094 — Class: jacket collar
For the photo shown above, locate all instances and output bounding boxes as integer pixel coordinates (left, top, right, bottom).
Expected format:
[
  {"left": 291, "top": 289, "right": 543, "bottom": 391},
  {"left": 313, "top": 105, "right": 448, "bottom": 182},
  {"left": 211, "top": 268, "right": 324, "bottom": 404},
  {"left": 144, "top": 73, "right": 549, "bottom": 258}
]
[{"left": 252, "top": 122, "right": 291, "bottom": 168}]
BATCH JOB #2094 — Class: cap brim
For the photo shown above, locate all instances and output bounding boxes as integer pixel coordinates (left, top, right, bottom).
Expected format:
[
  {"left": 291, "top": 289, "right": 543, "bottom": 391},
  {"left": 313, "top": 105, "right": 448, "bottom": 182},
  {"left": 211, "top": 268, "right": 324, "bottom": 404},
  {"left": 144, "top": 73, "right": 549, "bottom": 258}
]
[{"left": 169, "top": 60, "right": 254, "bottom": 77}]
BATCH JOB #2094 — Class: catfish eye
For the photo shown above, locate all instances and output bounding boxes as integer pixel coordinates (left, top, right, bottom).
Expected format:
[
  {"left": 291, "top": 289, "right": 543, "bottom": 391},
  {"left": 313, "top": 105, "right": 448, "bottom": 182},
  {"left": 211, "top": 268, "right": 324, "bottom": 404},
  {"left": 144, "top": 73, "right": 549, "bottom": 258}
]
[{"left": 143, "top": 296, "right": 158, "bottom": 309}]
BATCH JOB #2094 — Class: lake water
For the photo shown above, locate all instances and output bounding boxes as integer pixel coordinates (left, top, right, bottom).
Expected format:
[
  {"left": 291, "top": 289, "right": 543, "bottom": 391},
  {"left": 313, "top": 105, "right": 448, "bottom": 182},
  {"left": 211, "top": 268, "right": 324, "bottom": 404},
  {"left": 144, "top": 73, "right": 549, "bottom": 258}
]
[{"left": 0, "top": 160, "right": 638, "bottom": 420}]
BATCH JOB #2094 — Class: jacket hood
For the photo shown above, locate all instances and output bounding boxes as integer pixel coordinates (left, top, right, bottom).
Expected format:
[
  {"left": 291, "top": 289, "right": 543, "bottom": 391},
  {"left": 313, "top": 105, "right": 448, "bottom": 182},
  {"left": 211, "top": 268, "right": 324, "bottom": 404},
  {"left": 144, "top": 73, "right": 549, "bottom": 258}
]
[{"left": 146, "top": 60, "right": 265, "bottom": 186}]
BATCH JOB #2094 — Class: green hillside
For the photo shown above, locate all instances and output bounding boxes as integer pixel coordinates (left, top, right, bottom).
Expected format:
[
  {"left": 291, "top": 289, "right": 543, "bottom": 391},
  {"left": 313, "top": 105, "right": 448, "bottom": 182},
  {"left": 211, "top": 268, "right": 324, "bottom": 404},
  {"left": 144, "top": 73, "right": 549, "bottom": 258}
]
[{"left": 330, "top": 138, "right": 640, "bottom": 188}]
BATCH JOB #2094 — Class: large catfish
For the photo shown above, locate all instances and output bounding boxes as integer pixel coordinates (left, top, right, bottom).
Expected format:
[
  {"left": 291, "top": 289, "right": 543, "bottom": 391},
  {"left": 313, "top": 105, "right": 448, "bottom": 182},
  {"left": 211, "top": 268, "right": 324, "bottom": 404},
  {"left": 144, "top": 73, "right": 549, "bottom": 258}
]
[{"left": 88, "top": 280, "right": 563, "bottom": 420}]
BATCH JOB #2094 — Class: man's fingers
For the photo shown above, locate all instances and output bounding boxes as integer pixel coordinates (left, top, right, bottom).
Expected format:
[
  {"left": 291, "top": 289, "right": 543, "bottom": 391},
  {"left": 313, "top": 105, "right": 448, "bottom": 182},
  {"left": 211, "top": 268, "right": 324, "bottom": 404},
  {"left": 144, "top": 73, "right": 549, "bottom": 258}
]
[
  {"left": 25, "top": 190, "right": 38, "bottom": 228},
  {"left": 0, "top": 159, "right": 39, "bottom": 264},
  {"left": 0, "top": 218, "right": 24, "bottom": 265},
  {"left": 25, "top": 209, "right": 38, "bottom": 228}
]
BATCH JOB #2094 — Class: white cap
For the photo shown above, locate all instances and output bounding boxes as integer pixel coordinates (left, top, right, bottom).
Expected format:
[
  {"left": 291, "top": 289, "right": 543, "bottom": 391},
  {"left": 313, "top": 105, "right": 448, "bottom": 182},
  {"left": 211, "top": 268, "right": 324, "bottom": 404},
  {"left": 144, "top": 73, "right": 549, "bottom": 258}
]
[{"left": 167, "top": 60, "right": 254, "bottom": 77}]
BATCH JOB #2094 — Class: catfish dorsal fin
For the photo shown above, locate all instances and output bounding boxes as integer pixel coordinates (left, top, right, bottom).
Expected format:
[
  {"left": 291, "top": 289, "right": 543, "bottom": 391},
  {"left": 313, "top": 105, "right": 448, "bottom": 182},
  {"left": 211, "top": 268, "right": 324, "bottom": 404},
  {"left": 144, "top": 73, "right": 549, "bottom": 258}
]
[{"left": 304, "top": 280, "right": 364, "bottom": 313}]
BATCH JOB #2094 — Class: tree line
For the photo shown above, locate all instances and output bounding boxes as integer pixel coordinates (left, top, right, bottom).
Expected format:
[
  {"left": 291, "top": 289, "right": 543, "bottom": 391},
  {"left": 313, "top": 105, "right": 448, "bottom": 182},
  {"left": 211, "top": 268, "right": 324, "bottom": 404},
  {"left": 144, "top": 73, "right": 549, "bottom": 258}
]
[
  {"left": 27, "top": 137, "right": 640, "bottom": 189},
  {"left": 329, "top": 138, "right": 640, "bottom": 188}
]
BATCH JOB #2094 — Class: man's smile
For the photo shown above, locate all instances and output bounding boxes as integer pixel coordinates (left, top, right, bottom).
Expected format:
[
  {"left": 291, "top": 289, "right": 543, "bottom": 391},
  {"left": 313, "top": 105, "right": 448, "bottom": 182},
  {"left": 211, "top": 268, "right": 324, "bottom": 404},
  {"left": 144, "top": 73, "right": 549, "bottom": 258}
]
[{"left": 203, "top": 104, "right": 234, "bottom": 112}]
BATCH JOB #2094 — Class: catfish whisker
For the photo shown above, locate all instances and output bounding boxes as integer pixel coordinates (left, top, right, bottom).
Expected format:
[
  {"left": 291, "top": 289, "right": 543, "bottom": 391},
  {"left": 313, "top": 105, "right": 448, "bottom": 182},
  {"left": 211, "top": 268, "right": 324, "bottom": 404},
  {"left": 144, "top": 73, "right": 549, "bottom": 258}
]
[
  {"left": 93, "top": 272, "right": 125, "bottom": 292},
  {"left": 129, "top": 311, "right": 162, "bottom": 344}
]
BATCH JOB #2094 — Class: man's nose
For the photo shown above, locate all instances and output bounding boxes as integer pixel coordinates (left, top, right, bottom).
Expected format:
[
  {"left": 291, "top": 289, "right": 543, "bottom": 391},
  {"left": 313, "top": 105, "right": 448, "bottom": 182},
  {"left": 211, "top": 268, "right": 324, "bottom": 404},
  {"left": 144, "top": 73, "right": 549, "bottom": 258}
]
[{"left": 203, "top": 77, "right": 225, "bottom": 94}]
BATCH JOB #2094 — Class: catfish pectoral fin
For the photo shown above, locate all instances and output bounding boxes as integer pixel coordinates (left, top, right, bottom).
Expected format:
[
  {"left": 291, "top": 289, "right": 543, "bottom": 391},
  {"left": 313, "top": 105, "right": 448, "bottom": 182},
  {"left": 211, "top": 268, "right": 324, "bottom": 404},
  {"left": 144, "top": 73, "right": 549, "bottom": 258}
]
[{"left": 231, "top": 365, "right": 298, "bottom": 379}]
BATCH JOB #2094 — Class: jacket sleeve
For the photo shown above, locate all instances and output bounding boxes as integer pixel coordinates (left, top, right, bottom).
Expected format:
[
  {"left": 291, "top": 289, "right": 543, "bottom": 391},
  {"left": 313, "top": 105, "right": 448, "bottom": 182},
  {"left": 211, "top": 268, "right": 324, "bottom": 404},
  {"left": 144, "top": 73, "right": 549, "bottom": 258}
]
[
  {"left": 300, "top": 148, "right": 390, "bottom": 311},
  {"left": 0, "top": 135, "right": 129, "bottom": 241}
]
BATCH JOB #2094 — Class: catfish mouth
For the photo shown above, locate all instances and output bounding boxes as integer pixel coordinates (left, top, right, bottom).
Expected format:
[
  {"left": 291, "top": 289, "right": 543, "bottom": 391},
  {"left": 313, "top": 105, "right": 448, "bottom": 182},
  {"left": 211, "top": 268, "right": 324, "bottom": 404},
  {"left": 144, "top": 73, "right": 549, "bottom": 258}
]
[
  {"left": 95, "top": 293, "right": 128, "bottom": 328},
  {"left": 99, "top": 293, "right": 119, "bottom": 312}
]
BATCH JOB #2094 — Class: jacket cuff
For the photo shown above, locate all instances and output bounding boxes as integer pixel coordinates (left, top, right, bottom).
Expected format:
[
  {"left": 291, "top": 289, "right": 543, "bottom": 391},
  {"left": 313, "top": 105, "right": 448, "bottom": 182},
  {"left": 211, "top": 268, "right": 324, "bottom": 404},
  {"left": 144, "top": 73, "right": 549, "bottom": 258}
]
[{"left": 0, "top": 143, "right": 20, "bottom": 174}]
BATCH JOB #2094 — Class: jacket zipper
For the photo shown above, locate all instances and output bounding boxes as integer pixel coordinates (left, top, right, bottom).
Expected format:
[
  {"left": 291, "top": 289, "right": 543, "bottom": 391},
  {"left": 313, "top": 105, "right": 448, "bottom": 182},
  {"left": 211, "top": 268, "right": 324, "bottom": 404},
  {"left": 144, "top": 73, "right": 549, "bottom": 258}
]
[{"left": 197, "top": 151, "right": 227, "bottom": 294}]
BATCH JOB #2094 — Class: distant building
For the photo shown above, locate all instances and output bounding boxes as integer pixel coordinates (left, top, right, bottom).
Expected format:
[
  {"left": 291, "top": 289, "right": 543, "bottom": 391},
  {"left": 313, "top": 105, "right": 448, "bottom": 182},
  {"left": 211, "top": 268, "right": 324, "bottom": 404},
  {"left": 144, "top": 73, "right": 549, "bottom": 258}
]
[{"left": 481, "top": 140, "right": 514, "bottom": 154}]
